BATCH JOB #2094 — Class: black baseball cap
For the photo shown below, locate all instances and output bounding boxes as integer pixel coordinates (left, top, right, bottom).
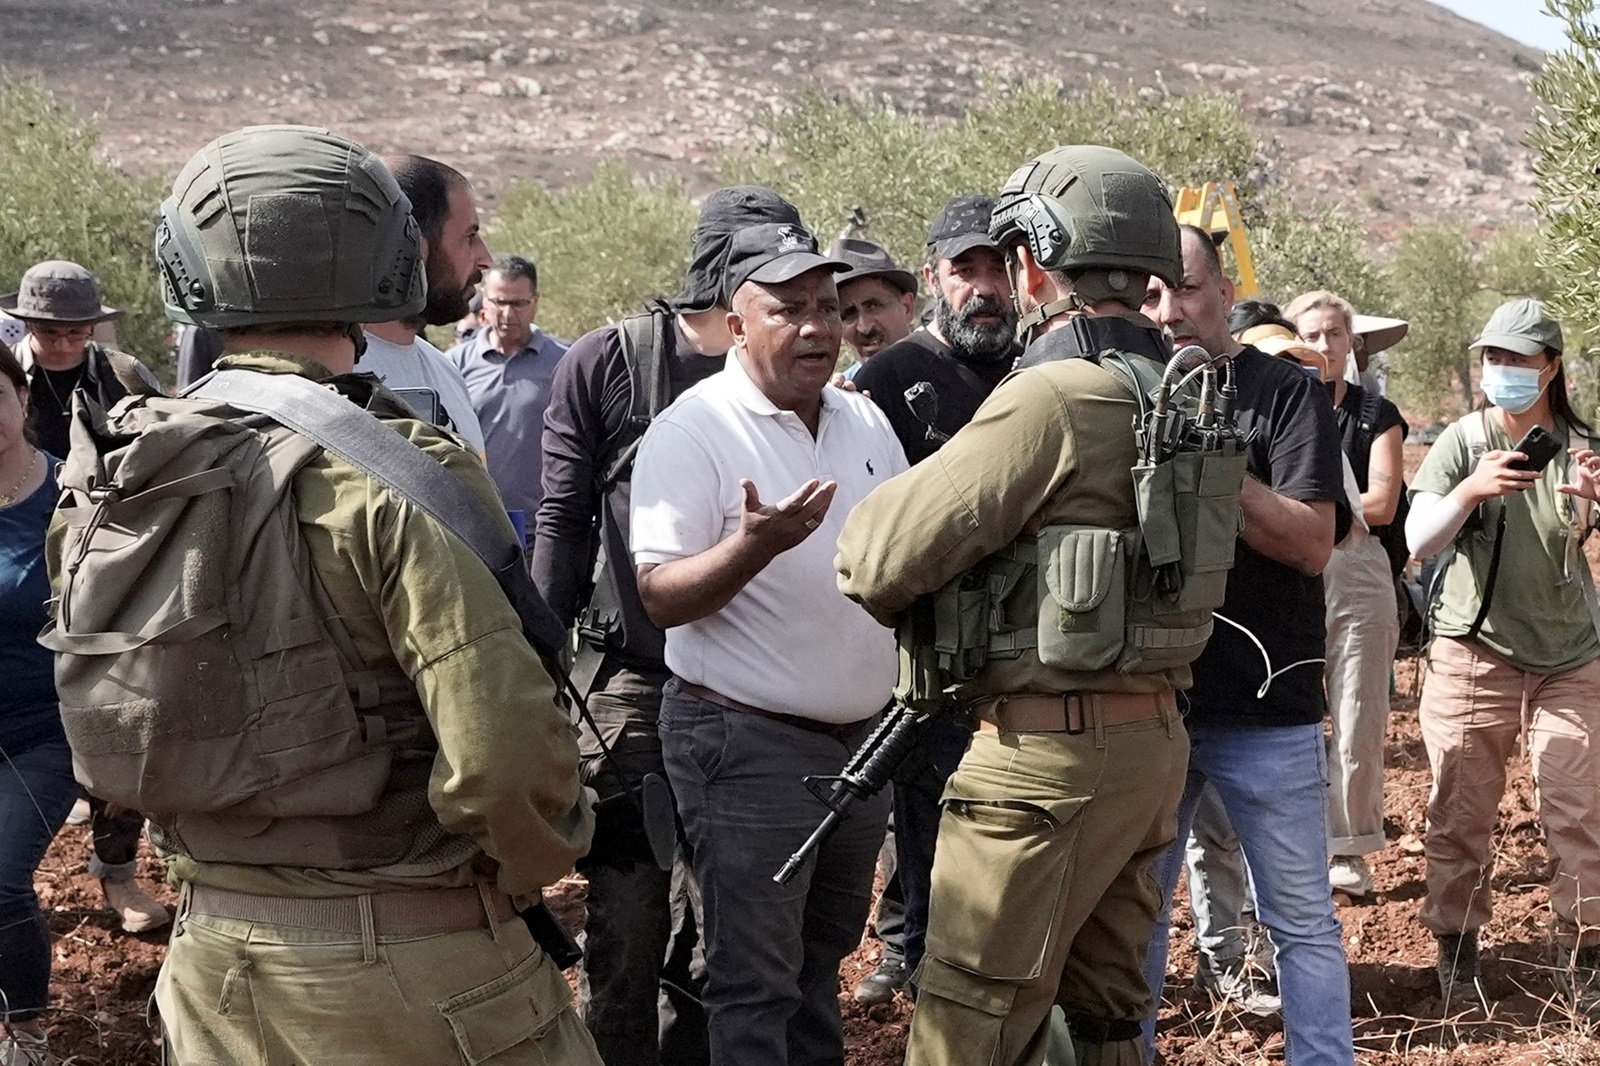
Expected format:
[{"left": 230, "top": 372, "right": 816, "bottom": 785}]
[
  {"left": 722, "top": 223, "right": 849, "bottom": 305},
  {"left": 927, "top": 193, "right": 999, "bottom": 261},
  {"left": 673, "top": 185, "right": 805, "bottom": 313}
]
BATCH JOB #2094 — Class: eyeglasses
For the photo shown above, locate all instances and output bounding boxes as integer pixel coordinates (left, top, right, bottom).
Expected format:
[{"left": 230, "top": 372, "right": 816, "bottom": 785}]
[
  {"left": 483, "top": 297, "right": 534, "bottom": 310},
  {"left": 31, "top": 324, "right": 94, "bottom": 341}
]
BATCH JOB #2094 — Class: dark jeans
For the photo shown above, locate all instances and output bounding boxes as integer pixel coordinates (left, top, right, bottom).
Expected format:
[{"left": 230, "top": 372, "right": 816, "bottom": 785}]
[
  {"left": 873, "top": 824, "right": 906, "bottom": 967},
  {"left": 575, "top": 657, "right": 708, "bottom": 1066},
  {"left": 890, "top": 712, "right": 973, "bottom": 981},
  {"left": 660, "top": 680, "right": 889, "bottom": 1066},
  {"left": 0, "top": 734, "right": 78, "bottom": 1021},
  {"left": 86, "top": 794, "right": 146, "bottom": 880}
]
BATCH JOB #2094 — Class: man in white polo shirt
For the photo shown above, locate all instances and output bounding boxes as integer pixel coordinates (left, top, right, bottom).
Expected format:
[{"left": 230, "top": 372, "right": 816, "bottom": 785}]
[{"left": 631, "top": 221, "right": 908, "bottom": 1066}]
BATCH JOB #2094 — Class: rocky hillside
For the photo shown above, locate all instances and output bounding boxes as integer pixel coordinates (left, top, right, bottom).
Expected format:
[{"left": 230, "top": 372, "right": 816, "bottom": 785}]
[{"left": 2, "top": 0, "right": 1546, "bottom": 231}]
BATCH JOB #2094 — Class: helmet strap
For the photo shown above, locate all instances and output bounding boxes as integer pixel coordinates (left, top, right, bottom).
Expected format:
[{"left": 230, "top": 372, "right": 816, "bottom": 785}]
[
  {"left": 345, "top": 322, "right": 369, "bottom": 360},
  {"left": 1016, "top": 294, "right": 1088, "bottom": 346}
]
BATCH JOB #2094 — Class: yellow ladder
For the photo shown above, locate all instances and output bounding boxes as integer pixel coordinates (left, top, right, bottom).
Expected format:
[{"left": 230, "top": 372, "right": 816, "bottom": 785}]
[{"left": 1174, "top": 183, "right": 1259, "bottom": 298}]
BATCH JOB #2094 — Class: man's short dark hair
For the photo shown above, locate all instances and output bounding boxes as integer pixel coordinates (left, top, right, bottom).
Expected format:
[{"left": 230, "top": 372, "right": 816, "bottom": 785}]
[
  {"left": 489, "top": 254, "right": 539, "bottom": 291},
  {"left": 1179, "top": 224, "right": 1225, "bottom": 280},
  {"left": 386, "top": 155, "right": 469, "bottom": 247}
]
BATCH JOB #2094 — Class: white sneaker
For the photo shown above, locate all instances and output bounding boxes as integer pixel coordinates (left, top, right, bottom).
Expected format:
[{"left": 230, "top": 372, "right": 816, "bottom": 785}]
[
  {"left": 1329, "top": 855, "right": 1373, "bottom": 897},
  {"left": 1195, "top": 966, "right": 1282, "bottom": 1016},
  {"left": 64, "top": 798, "right": 91, "bottom": 826},
  {"left": 0, "top": 1027, "right": 53, "bottom": 1066}
]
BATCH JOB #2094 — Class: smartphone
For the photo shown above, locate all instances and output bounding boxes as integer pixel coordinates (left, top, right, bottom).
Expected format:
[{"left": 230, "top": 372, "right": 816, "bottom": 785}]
[
  {"left": 390, "top": 387, "right": 444, "bottom": 427},
  {"left": 1508, "top": 425, "right": 1563, "bottom": 472}
]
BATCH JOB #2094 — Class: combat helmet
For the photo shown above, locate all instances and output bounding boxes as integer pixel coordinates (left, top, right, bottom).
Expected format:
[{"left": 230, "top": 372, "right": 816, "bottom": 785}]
[
  {"left": 989, "top": 145, "right": 1180, "bottom": 337},
  {"left": 156, "top": 125, "right": 425, "bottom": 335}
]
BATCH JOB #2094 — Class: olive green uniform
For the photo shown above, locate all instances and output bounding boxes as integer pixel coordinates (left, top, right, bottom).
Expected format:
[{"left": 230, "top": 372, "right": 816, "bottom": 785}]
[
  {"left": 837, "top": 343, "right": 1189, "bottom": 1066},
  {"left": 71, "top": 354, "right": 600, "bottom": 1066}
]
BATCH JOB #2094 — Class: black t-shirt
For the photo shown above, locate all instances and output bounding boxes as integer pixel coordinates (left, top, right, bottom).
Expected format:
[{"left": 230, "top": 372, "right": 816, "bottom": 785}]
[
  {"left": 1186, "top": 346, "right": 1351, "bottom": 728},
  {"left": 29, "top": 365, "right": 87, "bottom": 460},
  {"left": 1334, "top": 383, "right": 1405, "bottom": 494},
  {"left": 531, "top": 316, "right": 724, "bottom": 666},
  {"left": 852, "top": 329, "right": 1016, "bottom": 465}
]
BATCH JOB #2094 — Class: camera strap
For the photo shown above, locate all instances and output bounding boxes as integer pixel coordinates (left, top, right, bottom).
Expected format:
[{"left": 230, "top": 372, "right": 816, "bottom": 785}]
[{"left": 1463, "top": 507, "right": 1506, "bottom": 642}]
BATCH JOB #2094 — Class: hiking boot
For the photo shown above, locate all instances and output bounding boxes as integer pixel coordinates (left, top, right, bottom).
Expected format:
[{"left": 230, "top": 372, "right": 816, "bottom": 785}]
[
  {"left": 1328, "top": 855, "right": 1373, "bottom": 897},
  {"left": 1436, "top": 931, "right": 1481, "bottom": 1002},
  {"left": 853, "top": 957, "right": 910, "bottom": 1005},
  {"left": 0, "top": 1027, "right": 53, "bottom": 1066},
  {"left": 1555, "top": 944, "right": 1600, "bottom": 1016},
  {"left": 101, "top": 877, "right": 170, "bottom": 934},
  {"left": 1195, "top": 964, "right": 1282, "bottom": 1017}
]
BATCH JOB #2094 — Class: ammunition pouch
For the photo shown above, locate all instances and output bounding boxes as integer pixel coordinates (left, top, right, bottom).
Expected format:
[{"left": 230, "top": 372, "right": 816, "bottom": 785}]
[{"left": 912, "top": 444, "right": 1244, "bottom": 682}]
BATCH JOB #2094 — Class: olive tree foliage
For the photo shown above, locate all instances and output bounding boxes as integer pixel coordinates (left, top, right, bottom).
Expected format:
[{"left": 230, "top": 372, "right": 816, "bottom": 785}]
[
  {"left": 1248, "top": 198, "right": 1391, "bottom": 319},
  {"left": 1530, "top": 0, "right": 1600, "bottom": 337},
  {"left": 481, "top": 76, "right": 1402, "bottom": 347},
  {"left": 485, "top": 163, "right": 697, "bottom": 342},
  {"left": 1382, "top": 226, "right": 1481, "bottom": 420},
  {"left": 0, "top": 71, "right": 170, "bottom": 377},
  {"left": 725, "top": 76, "right": 1265, "bottom": 275},
  {"left": 1528, "top": 0, "right": 1600, "bottom": 424}
]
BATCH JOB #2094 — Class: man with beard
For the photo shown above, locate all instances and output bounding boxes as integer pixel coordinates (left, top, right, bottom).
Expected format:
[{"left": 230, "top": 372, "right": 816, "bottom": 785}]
[
  {"left": 359, "top": 155, "right": 490, "bottom": 455},
  {"left": 851, "top": 195, "right": 1021, "bottom": 464},
  {"left": 449, "top": 255, "right": 570, "bottom": 521},
  {"left": 841, "top": 194, "right": 1019, "bottom": 1007}
]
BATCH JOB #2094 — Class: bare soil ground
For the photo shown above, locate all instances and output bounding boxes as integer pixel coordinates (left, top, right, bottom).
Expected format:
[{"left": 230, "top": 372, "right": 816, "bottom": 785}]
[{"left": 34, "top": 669, "right": 1600, "bottom": 1064}]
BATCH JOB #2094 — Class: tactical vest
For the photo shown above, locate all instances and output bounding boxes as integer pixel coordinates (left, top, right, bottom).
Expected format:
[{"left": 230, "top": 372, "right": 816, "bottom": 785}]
[
  {"left": 42, "top": 386, "right": 478, "bottom": 876},
  {"left": 901, "top": 316, "right": 1245, "bottom": 705}
]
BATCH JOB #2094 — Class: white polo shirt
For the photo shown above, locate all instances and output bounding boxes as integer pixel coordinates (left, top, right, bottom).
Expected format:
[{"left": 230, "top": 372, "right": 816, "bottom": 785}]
[{"left": 630, "top": 350, "right": 908, "bottom": 723}]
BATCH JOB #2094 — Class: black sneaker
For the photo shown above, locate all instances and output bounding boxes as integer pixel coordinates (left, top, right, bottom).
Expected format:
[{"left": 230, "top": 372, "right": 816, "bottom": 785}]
[
  {"left": 1436, "top": 931, "right": 1480, "bottom": 1002},
  {"left": 853, "top": 957, "right": 910, "bottom": 1005}
]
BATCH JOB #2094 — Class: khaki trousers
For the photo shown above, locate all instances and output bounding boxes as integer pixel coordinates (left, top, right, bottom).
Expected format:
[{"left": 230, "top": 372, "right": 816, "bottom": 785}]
[
  {"left": 1418, "top": 636, "right": 1600, "bottom": 946},
  {"left": 156, "top": 891, "right": 603, "bottom": 1066},
  {"left": 906, "top": 710, "right": 1188, "bottom": 1066},
  {"left": 1324, "top": 532, "right": 1398, "bottom": 856}
]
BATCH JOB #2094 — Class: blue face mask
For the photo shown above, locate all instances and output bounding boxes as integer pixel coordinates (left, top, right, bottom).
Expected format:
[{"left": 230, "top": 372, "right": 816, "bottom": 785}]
[{"left": 1481, "top": 362, "right": 1545, "bottom": 414}]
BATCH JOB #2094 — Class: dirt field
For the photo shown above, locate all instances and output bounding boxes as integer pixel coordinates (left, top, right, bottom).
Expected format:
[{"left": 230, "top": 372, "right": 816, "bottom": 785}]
[{"left": 33, "top": 662, "right": 1600, "bottom": 1064}]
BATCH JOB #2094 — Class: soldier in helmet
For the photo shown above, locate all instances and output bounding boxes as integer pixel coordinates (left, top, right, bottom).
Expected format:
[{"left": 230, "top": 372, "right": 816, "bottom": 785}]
[
  {"left": 836, "top": 146, "right": 1201, "bottom": 1066},
  {"left": 82, "top": 125, "right": 599, "bottom": 1065}
]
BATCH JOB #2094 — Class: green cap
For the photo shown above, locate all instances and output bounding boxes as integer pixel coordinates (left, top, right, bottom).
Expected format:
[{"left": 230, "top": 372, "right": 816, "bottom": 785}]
[
  {"left": 156, "top": 125, "right": 425, "bottom": 330},
  {"left": 989, "top": 145, "right": 1180, "bottom": 287},
  {"left": 1470, "top": 298, "right": 1563, "bottom": 357}
]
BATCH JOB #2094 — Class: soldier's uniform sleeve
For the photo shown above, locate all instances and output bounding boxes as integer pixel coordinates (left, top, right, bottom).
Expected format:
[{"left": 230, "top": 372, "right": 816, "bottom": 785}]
[
  {"left": 836, "top": 365, "right": 1080, "bottom": 620},
  {"left": 320, "top": 428, "right": 593, "bottom": 898}
]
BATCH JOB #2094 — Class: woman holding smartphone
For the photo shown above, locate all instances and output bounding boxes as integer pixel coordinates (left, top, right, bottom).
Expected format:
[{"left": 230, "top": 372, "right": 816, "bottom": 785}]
[{"left": 1406, "top": 298, "right": 1600, "bottom": 1008}]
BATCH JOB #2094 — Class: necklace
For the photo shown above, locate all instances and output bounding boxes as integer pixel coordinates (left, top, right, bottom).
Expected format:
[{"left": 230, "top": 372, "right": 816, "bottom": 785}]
[
  {"left": 0, "top": 447, "right": 40, "bottom": 506},
  {"left": 37, "top": 363, "right": 85, "bottom": 412}
]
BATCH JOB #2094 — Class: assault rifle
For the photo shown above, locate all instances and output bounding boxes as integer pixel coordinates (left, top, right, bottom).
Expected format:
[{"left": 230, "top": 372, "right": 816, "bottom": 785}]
[{"left": 773, "top": 702, "right": 937, "bottom": 885}]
